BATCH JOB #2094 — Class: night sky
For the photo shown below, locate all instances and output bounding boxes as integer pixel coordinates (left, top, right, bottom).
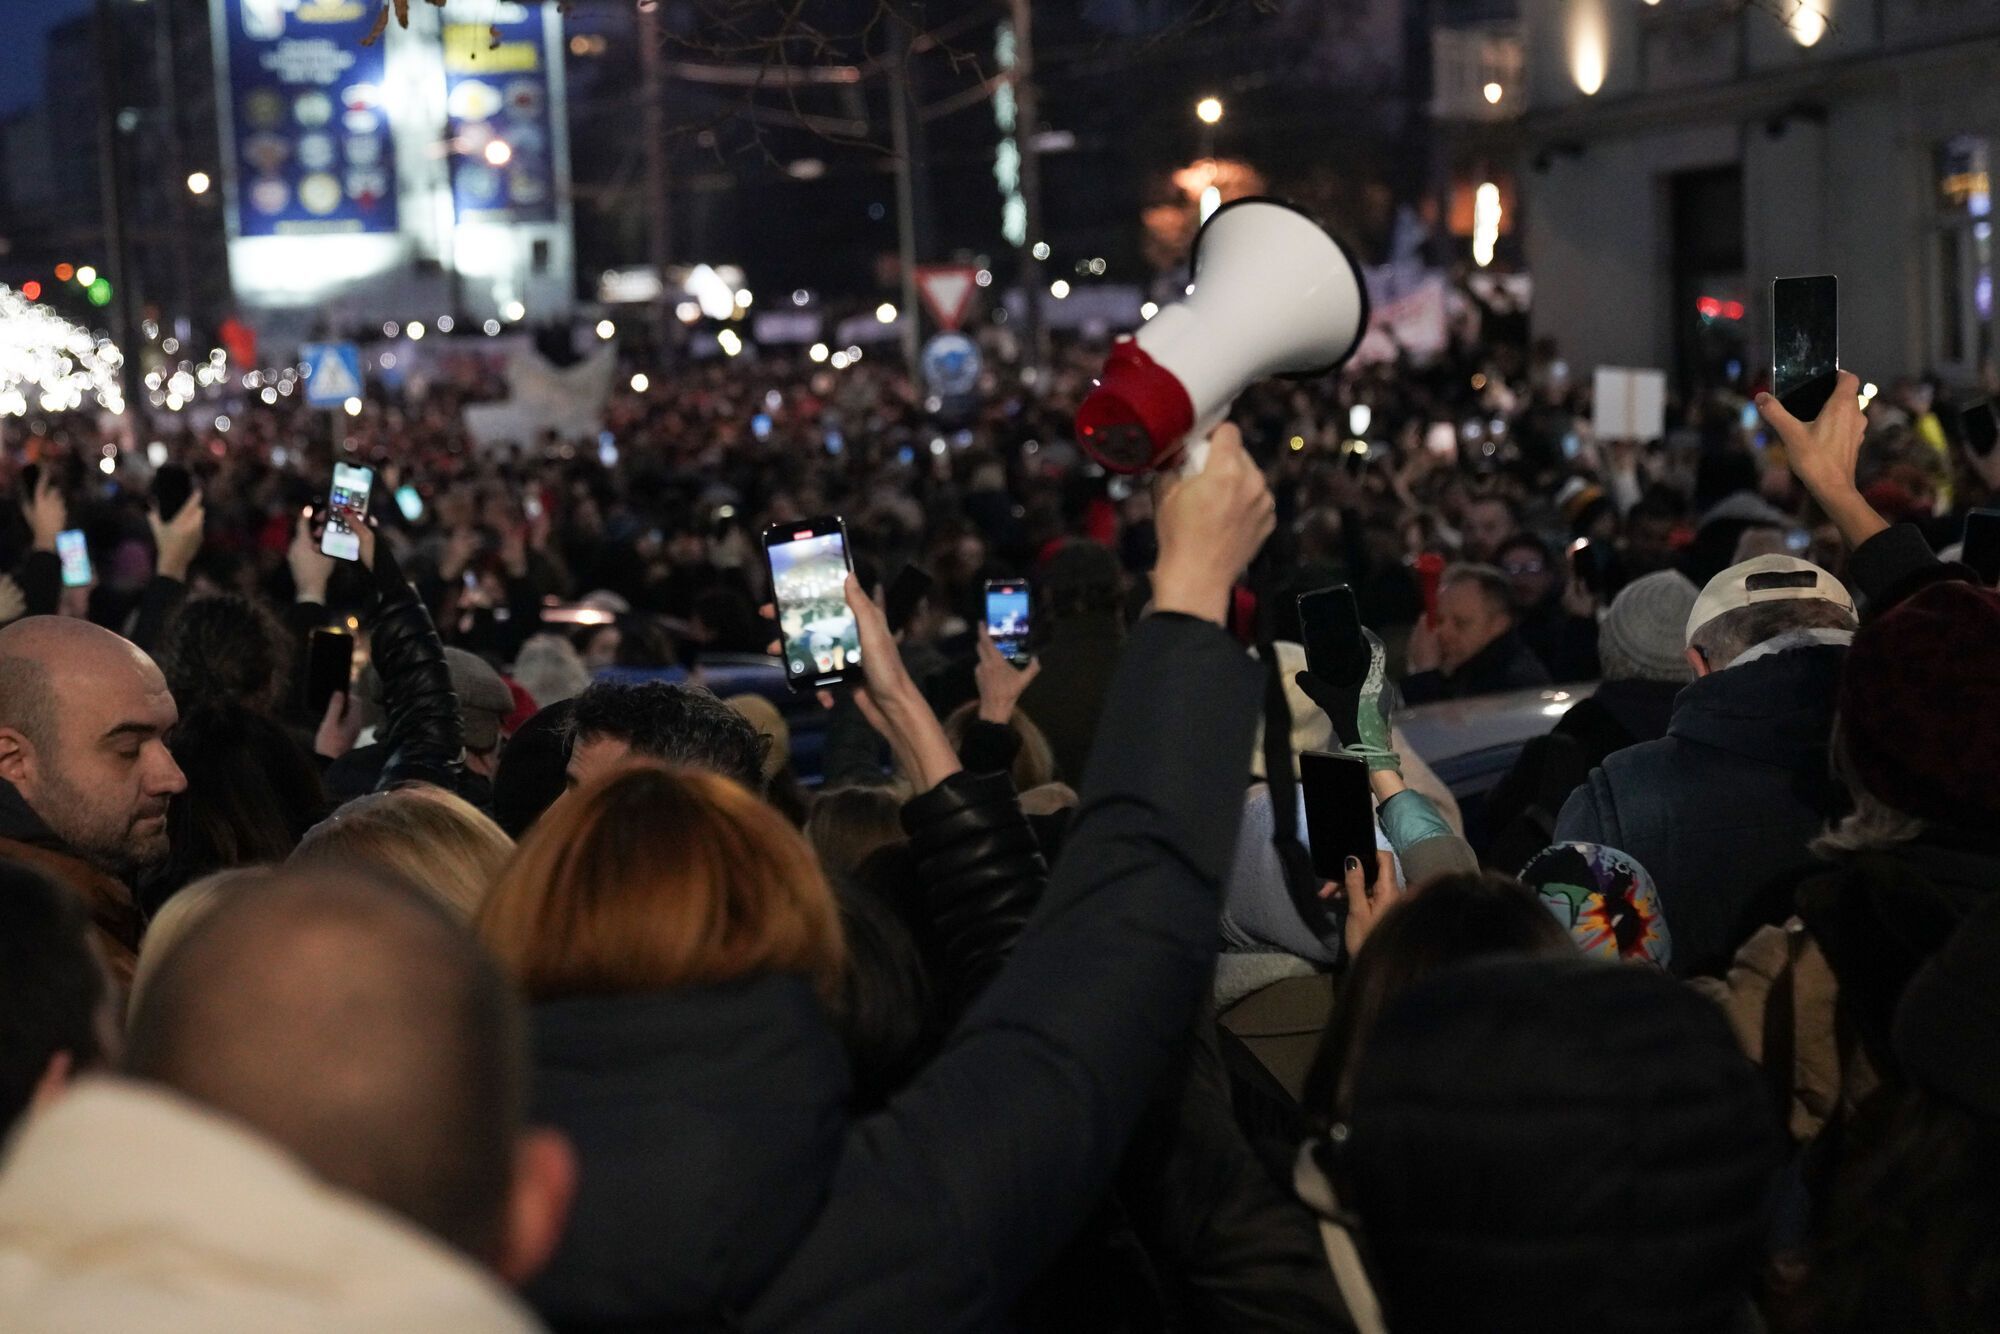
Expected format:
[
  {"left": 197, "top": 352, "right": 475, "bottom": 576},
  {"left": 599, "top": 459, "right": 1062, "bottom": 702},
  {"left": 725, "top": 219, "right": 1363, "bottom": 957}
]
[{"left": 0, "top": 0, "right": 93, "bottom": 119}]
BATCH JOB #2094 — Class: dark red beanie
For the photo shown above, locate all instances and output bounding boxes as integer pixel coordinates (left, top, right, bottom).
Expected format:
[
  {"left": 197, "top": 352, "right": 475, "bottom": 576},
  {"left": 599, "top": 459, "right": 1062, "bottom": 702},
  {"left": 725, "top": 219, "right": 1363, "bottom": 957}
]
[{"left": 1840, "top": 580, "right": 2000, "bottom": 829}]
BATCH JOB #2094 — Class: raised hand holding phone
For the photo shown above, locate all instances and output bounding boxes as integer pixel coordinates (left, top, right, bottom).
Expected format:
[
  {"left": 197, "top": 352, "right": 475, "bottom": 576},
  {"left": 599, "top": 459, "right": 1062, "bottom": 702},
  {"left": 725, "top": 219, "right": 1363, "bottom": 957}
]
[
  {"left": 829, "top": 573, "right": 961, "bottom": 792},
  {"left": 1755, "top": 368, "right": 1886, "bottom": 549},
  {"left": 148, "top": 488, "right": 206, "bottom": 581},
  {"left": 320, "top": 462, "right": 375, "bottom": 562},
  {"left": 974, "top": 627, "right": 1042, "bottom": 725}
]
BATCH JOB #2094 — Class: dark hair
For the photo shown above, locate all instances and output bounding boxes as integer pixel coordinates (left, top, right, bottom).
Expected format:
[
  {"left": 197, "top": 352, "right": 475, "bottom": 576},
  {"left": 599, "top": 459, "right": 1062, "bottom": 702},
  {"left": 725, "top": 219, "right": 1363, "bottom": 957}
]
[
  {"left": 613, "top": 616, "right": 679, "bottom": 669},
  {"left": 567, "top": 681, "right": 768, "bottom": 791},
  {"left": 490, "top": 697, "right": 574, "bottom": 838},
  {"left": 1037, "top": 540, "right": 1123, "bottom": 619},
  {"left": 1303, "top": 871, "right": 1573, "bottom": 1119},
  {"left": 692, "top": 587, "right": 769, "bottom": 655},
  {"left": 156, "top": 594, "right": 295, "bottom": 716},
  {"left": 0, "top": 861, "right": 107, "bottom": 1135},
  {"left": 1796, "top": 1086, "right": 2000, "bottom": 1334},
  {"left": 828, "top": 872, "right": 934, "bottom": 1112},
  {"left": 1494, "top": 532, "right": 1553, "bottom": 569},
  {"left": 158, "top": 705, "right": 328, "bottom": 910},
  {"left": 125, "top": 869, "right": 525, "bottom": 1261}
]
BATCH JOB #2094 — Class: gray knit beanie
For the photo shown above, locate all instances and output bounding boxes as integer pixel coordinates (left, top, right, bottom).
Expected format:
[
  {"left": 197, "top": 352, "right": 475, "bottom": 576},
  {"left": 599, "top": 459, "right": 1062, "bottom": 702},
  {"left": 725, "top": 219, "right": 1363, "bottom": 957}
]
[{"left": 1598, "top": 571, "right": 1699, "bottom": 683}]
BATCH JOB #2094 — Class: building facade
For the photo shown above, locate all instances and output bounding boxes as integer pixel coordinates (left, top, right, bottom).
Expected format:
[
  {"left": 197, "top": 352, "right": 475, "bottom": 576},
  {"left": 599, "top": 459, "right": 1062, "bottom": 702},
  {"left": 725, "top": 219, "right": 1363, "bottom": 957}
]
[{"left": 1519, "top": 0, "right": 2000, "bottom": 389}]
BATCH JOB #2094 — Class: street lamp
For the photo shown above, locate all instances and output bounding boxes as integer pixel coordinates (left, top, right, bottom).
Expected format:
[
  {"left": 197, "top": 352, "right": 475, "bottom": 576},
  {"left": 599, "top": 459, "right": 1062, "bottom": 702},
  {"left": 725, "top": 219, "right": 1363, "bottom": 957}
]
[
  {"left": 186, "top": 171, "right": 211, "bottom": 195},
  {"left": 483, "top": 139, "right": 513, "bottom": 167},
  {"left": 1195, "top": 96, "right": 1224, "bottom": 125},
  {"left": 1483, "top": 82, "right": 1503, "bottom": 104}
]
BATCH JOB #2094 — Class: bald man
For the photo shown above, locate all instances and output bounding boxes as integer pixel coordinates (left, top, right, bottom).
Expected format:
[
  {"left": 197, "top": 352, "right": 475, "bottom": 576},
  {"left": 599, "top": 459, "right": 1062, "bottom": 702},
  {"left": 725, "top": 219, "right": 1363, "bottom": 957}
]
[
  {"left": 0, "top": 616, "right": 187, "bottom": 983},
  {"left": 0, "top": 868, "right": 572, "bottom": 1328}
]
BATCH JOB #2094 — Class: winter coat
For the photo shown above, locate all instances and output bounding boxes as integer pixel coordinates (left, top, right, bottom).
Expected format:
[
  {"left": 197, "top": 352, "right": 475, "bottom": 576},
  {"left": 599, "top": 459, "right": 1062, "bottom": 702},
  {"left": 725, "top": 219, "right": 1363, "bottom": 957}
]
[
  {"left": 1554, "top": 644, "right": 1845, "bottom": 978},
  {"left": 1018, "top": 610, "right": 1126, "bottom": 784},
  {"left": 0, "top": 1079, "right": 539, "bottom": 1333},
  {"left": 527, "top": 613, "right": 1265, "bottom": 1332},
  {"left": 0, "top": 781, "right": 142, "bottom": 990},
  {"left": 1400, "top": 629, "right": 1551, "bottom": 705}
]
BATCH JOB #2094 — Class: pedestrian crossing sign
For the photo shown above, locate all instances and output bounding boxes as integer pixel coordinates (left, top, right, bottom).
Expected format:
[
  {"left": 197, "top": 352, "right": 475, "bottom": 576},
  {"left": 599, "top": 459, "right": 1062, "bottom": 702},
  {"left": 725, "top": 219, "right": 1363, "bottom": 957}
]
[{"left": 300, "top": 342, "right": 364, "bottom": 408}]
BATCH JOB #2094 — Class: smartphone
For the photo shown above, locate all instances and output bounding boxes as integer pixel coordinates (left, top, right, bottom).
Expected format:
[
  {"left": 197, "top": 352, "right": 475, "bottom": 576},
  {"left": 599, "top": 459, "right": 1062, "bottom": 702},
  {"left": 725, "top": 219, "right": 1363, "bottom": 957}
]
[
  {"left": 394, "top": 484, "right": 424, "bottom": 522},
  {"left": 55, "top": 529, "right": 91, "bottom": 588},
  {"left": 764, "top": 515, "right": 860, "bottom": 692},
  {"left": 1771, "top": 274, "right": 1839, "bottom": 422},
  {"left": 151, "top": 463, "right": 193, "bottom": 520},
  {"left": 1299, "top": 750, "right": 1379, "bottom": 887},
  {"left": 1963, "top": 509, "right": 2000, "bottom": 587},
  {"left": 321, "top": 462, "right": 374, "bottom": 561},
  {"left": 984, "top": 579, "right": 1032, "bottom": 665},
  {"left": 1296, "top": 584, "right": 1367, "bottom": 685},
  {"left": 1961, "top": 401, "right": 1999, "bottom": 460},
  {"left": 885, "top": 563, "right": 934, "bottom": 635},
  {"left": 302, "top": 627, "right": 355, "bottom": 719},
  {"left": 1568, "top": 538, "right": 1602, "bottom": 596}
]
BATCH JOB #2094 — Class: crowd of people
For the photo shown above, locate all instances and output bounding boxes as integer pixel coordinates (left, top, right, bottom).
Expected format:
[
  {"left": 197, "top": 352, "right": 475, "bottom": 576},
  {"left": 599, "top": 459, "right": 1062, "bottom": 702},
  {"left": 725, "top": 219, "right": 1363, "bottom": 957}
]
[{"left": 0, "top": 296, "right": 1997, "bottom": 1333}]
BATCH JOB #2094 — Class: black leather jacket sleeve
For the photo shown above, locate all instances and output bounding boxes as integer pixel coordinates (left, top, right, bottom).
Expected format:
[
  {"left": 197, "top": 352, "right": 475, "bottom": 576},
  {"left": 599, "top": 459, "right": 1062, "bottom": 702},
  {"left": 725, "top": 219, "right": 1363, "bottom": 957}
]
[
  {"left": 366, "top": 540, "right": 463, "bottom": 791},
  {"left": 956, "top": 718, "right": 1022, "bottom": 778},
  {"left": 899, "top": 768, "right": 1046, "bottom": 1021}
]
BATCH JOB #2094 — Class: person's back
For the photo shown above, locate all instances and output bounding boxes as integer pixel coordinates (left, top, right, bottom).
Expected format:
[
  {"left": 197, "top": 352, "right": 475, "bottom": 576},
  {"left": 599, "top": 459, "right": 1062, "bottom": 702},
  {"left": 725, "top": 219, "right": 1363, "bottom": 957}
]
[
  {"left": 1556, "top": 556, "right": 1856, "bottom": 977},
  {"left": 0, "top": 861, "right": 114, "bottom": 1139},
  {"left": 0, "top": 868, "right": 571, "bottom": 1332},
  {"left": 1017, "top": 541, "right": 1125, "bottom": 784}
]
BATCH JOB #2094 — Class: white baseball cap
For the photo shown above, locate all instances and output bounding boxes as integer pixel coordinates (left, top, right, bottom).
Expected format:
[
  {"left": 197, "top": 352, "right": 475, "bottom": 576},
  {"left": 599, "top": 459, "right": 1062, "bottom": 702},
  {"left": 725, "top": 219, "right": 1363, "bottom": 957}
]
[{"left": 1685, "top": 554, "right": 1855, "bottom": 647}]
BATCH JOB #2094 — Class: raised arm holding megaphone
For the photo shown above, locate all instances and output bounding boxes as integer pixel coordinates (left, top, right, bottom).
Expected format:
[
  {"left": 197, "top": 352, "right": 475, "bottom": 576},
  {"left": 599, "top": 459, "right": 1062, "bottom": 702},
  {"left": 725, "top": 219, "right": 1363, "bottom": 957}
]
[{"left": 1074, "top": 197, "right": 1371, "bottom": 475}]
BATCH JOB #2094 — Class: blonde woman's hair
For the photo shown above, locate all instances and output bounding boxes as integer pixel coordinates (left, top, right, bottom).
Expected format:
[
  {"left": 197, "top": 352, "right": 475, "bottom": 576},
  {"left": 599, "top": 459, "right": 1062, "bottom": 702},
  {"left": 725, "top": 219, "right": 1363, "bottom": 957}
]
[
  {"left": 291, "top": 786, "right": 514, "bottom": 920},
  {"left": 941, "top": 702, "right": 1058, "bottom": 792},
  {"left": 130, "top": 867, "right": 268, "bottom": 1020}
]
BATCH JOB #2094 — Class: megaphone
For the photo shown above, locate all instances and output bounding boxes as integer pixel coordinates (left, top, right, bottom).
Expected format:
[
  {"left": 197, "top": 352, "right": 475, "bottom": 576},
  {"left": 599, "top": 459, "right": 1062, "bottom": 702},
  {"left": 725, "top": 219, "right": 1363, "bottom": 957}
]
[{"left": 1075, "top": 198, "right": 1370, "bottom": 474}]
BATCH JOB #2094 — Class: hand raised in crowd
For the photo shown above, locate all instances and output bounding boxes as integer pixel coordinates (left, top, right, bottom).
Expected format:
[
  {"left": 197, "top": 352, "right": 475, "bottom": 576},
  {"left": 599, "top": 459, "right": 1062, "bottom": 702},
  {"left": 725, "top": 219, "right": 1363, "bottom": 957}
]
[
  {"left": 1561, "top": 573, "right": 1598, "bottom": 621},
  {"left": 314, "top": 689, "right": 363, "bottom": 761},
  {"left": 0, "top": 573, "right": 25, "bottom": 626},
  {"left": 824, "top": 572, "right": 961, "bottom": 791},
  {"left": 1323, "top": 850, "right": 1401, "bottom": 960},
  {"left": 24, "top": 472, "right": 65, "bottom": 553},
  {"left": 1756, "top": 369, "right": 1888, "bottom": 548},
  {"left": 148, "top": 490, "right": 206, "bottom": 582},
  {"left": 973, "top": 628, "right": 1041, "bottom": 725},
  {"left": 1150, "top": 422, "right": 1276, "bottom": 625},
  {"left": 288, "top": 506, "right": 335, "bottom": 604},
  {"left": 1405, "top": 611, "right": 1443, "bottom": 674}
]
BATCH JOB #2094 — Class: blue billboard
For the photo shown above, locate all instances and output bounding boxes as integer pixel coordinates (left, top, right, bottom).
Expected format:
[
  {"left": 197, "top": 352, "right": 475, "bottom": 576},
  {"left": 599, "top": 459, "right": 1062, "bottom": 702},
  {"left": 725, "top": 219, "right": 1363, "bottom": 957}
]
[
  {"left": 444, "top": 11, "right": 558, "bottom": 225},
  {"left": 219, "top": 0, "right": 400, "bottom": 238}
]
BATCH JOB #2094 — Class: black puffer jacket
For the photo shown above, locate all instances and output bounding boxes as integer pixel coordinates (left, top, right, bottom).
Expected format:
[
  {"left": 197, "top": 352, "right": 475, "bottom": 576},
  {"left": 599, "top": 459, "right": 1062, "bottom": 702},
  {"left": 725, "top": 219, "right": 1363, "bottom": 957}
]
[{"left": 363, "top": 541, "right": 463, "bottom": 792}]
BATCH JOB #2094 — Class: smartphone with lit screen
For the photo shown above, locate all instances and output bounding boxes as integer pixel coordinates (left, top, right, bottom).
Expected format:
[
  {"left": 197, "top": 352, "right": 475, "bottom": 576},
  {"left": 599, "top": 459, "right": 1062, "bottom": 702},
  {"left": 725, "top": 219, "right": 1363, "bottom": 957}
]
[
  {"left": 55, "top": 529, "right": 92, "bottom": 588},
  {"left": 765, "top": 515, "right": 859, "bottom": 692},
  {"left": 1300, "top": 750, "right": 1379, "bottom": 888},
  {"left": 984, "top": 579, "right": 1032, "bottom": 665},
  {"left": 1772, "top": 275, "right": 1839, "bottom": 422},
  {"left": 321, "top": 462, "right": 374, "bottom": 561}
]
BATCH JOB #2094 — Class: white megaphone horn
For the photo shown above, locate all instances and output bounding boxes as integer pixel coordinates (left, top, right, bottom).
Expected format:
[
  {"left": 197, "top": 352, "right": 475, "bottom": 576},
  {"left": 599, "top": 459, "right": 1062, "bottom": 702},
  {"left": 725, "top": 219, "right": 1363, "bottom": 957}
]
[{"left": 1075, "top": 197, "right": 1370, "bottom": 474}]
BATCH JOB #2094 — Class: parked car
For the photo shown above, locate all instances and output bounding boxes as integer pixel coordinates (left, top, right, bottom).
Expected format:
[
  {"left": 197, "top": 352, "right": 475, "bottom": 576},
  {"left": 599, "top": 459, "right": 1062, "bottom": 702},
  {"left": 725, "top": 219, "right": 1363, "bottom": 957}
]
[{"left": 1394, "top": 683, "right": 1598, "bottom": 850}]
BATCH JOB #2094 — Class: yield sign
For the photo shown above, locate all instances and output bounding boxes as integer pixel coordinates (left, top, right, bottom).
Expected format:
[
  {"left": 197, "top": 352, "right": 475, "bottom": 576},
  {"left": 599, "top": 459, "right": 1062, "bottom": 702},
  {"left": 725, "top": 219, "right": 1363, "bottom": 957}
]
[{"left": 915, "top": 264, "right": 980, "bottom": 331}]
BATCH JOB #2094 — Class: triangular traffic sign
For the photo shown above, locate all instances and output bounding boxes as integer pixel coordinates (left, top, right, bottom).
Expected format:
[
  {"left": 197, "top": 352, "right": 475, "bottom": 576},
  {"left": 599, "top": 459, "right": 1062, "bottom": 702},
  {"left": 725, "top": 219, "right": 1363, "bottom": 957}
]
[
  {"left": 300, "top": 341, "right": 364, "bottom": 407},
  {"left": 915, "top": 264, "right": 980, "bottom": 332}
]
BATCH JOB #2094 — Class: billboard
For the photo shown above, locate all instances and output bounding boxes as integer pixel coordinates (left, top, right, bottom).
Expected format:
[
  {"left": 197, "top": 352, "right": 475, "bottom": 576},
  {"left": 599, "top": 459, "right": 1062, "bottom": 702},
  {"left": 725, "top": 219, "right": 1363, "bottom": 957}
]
[
  {"left": 444, "top": 11, "right": 558, "bottom": 224},
  {"left": 218, "top": 0, "right": 399, "bottom": 237}
]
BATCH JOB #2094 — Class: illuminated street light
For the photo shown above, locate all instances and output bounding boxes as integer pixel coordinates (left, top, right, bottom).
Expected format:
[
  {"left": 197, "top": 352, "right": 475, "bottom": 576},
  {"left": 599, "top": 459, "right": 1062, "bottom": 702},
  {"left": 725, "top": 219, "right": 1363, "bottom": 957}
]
[
  {"left": 595, "top": 320, "right": 616, "bottom": 340},
  {"left": 1195, "top": 96, "right": 1224, "bottom": 125},
  {"left": 75, "top": 266, "right": 97, "bottom": 287},
  {"left": 808, "top": 343, "right": 829, "bottom": 363},
  {"left": 630, "top": 373, "right": 650, "bottom": 392},
  {"left": 1049, "top": 279, "right": 1071, "bottom": 299},
  {"left": 187, "top": 171, "right": 211, "bottom": 195},
  {"left": 1483, "top": 82, "right": 1503, "bottom": 104},
  {"left": 483, "top": 139, "right": 513, "bottom": 167},
  {"left": 875, "top": 302, "right": 897, "bottom": 324},
  {"left": 343, "top": 398, "right": 363, "bottom": 416},
  {"left": 501, "top": 300, "right": 526, "bottom": 322}
]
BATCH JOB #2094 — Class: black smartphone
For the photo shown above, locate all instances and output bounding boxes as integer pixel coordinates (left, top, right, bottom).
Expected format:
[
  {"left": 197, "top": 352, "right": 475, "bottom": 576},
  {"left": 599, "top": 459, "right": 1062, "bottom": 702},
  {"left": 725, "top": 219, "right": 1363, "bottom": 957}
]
[
  {"left": 1771, "top": 274, "right": 1839, "bottom": 422},
  {"left": 1568, "top": 538, "right": 1600, "bottom": 595},
  {"left": 1296, "top": 584, "right": 1368, "bottom": 685},
  {"left": 302, "top": 628, "right": 355, "bottom": 718},
  {"left": 885, "top": 563, "right": 934, "bottom": 635},
  {"left": 984, "top": 578, "right": 1032, "bottom": 665},
  {"left": 764, "top": 515, "right": 860, "bottom": 692},
  {"left": 151, "top": 463, "right": 193, "bottom": 521},
  {"left": 1299, "top": 749, "right": 1379, "bottom": 888},
  {"left": 1962, "top": 509, "right": 2000, "bottom": 587},
  {"left": 1960, "top": 400, "right": 1999, "bottom": 460}
]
